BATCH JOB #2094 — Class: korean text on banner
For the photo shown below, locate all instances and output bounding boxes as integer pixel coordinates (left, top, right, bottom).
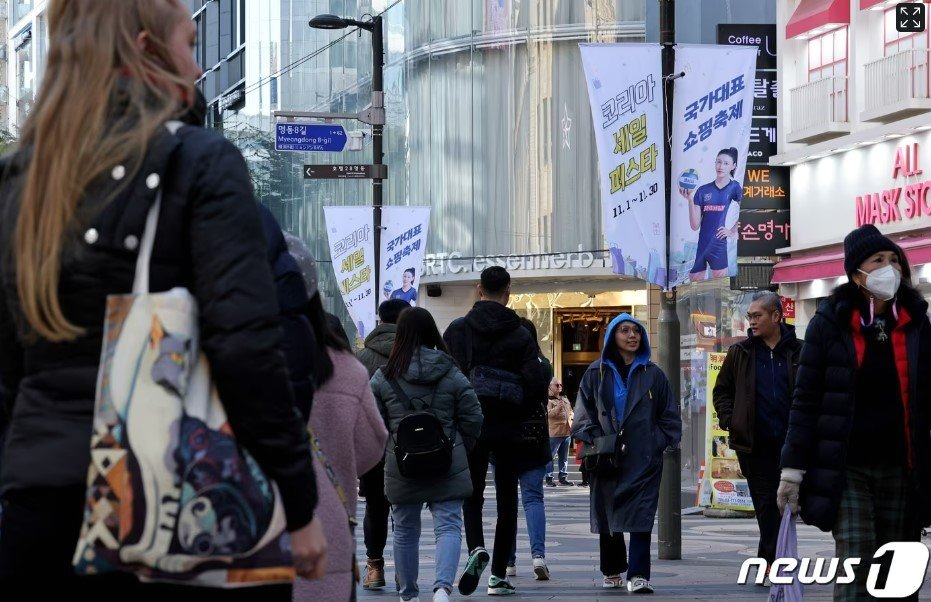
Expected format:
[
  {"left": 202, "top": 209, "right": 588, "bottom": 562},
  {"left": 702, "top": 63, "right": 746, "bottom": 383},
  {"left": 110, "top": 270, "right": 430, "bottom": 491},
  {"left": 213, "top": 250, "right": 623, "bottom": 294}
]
[
  {"left": 323, "top": 206, "right": 376, "bottom": 339},
  {"left": 705, "top": 352, "right": 753, "bottom": 511},
  {"left": 380, "top": 207, "right": 431, "bottom": 307},
  {"left": 580, "top": 44, "right": 667, "bottom": 288},
  {"left": 670, "top": 45, "right": 757, "bottom": 287}
]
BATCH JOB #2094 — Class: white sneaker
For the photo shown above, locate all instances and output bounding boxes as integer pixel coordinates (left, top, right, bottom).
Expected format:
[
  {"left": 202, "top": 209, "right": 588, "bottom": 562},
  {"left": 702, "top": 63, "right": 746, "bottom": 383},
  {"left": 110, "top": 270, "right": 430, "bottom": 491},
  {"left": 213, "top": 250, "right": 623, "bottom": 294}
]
[
  {"left": 532, "top": 557, "right": 550, "bottom": 580},
  {"left": 506, "top": 564, "right": 517, "bottom": 577},
  {"left": 603, "top": 574, "right": 625, "bottom": 589},
  {"left": 433, "top": 588, "right": 451, "bottom": 602},
  {"left": 628, "top": 576, "right": 655, "bottom": 594}
]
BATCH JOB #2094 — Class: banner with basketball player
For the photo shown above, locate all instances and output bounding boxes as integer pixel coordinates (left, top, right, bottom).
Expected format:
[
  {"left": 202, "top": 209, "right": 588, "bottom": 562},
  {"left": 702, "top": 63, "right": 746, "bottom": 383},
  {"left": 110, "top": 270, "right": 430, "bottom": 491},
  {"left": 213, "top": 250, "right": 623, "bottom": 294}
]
[
  {"left": 670, "top": 45, "right": 757, "bottom": 287},
  {"left": 380, "top": 206, "right": 431, "bottom": 308},
  {"left": 580, "top": 44, "right": 667, "bottom": 288}
]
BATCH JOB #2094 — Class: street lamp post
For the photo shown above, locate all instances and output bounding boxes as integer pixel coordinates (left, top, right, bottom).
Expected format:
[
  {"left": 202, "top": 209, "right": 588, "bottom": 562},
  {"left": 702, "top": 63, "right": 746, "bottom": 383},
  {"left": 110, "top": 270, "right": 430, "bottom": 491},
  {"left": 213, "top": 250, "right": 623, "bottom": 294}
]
[{"left": 310, "top": 13, "right": 386, "bottom": 298}]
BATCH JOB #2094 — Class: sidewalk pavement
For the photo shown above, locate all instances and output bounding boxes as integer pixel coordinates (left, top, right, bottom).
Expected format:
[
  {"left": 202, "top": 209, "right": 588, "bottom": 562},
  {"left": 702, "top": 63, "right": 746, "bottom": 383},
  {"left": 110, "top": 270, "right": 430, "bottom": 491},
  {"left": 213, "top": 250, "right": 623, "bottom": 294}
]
[{"left": 356, "top": 482, "right": 931, "bottom": 600}]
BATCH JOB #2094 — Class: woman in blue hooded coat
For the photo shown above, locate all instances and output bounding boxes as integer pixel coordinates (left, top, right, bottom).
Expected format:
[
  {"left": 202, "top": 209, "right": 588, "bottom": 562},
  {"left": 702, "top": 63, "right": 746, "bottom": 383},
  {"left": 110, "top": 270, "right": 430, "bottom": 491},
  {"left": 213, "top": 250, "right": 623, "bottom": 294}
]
[{"left": 571, "top": 314, "right": 681, "bottom": 594}]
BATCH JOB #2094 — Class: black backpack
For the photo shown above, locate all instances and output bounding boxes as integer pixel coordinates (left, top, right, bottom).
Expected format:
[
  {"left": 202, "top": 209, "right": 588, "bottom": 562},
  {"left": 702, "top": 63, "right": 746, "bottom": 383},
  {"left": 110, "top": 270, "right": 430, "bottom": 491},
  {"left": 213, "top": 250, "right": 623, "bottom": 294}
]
[{"left": 388, "top": 379, "right": 455, "bottom": 480}]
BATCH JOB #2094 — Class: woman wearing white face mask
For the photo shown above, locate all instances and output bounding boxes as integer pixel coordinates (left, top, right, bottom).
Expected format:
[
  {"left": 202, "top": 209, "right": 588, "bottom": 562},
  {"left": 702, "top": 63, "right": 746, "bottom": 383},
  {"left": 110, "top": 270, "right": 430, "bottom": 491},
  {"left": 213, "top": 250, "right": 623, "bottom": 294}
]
[{"left": 777, "top": 224, "right": 931, "bottom": 601}]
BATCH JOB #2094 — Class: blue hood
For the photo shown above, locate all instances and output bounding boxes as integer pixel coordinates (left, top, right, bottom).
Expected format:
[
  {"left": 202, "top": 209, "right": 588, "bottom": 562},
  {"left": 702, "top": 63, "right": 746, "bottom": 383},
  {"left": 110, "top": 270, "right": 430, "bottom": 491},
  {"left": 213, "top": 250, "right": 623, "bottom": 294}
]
[
  {"left": 601, "top": 313, "right": 651, "bottom": 427},
  {"left": 602, "top": 313, "right": 651, "bottom": 365}
]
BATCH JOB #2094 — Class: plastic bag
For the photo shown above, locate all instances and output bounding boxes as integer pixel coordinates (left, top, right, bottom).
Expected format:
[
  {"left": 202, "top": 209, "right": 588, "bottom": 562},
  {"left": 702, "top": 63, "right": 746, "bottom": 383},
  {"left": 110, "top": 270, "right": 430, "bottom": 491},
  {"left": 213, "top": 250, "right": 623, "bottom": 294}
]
[{"left": 769, "top": 510, "right": 804, "bottom": 602}]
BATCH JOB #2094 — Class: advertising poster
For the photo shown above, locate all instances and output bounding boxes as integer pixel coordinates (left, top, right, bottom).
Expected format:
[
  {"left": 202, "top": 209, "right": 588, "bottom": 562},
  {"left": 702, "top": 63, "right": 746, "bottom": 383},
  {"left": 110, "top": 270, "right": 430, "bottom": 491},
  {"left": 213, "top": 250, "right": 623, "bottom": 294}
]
[
  {"left": 670, "top": 45, "right": 757, "bottom": 286},
  {"left": 580, "top": 44, "right": 667, "bottom": 288},
  {"left": 380, "top": 207, "right": 431, "bottom": 307},
  {"left": 705, "top": 352, "right": 753, "bottom": 511},
  {"left": 323, "top": 206, "right": 376, "bottom": 340}
]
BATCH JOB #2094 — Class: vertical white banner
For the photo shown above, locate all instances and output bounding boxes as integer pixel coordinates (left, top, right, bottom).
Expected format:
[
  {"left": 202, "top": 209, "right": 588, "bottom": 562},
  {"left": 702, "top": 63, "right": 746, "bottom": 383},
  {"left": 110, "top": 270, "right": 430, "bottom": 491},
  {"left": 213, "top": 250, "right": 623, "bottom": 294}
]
[
  {"left": 323, "top": 206, "right": 376, "bottom": 339},
  {"left": 670, "top": 44, "right": 757, "bottom": 287},
  {"left": 580, "top": 43, "right": 667, "bottom": 288},
  {"left": 380, "top": 206, "right": 431, "bottom": 307}
]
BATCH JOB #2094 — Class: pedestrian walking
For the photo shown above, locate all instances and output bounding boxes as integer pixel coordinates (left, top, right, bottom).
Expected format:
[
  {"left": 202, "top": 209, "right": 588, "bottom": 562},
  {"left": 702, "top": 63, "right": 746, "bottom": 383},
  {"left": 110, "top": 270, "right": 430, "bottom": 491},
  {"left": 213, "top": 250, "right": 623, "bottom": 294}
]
[
  {"left": 505, "top": 320, "right": 554, "bottom": 582},
  {"left": 356, "top": 298, "right": 410, "bottom": 591},
  {"left": 443, "top": 267, "right": 549, "bottom": 596},
  {"left": 572, "top": 314, "right": 681, "bottom": 594},
  {"left": 712, "top": 291, "right": 802, "bottom": 576},
  {"left": 0, "top": 0, "right": 325, "bottom": 594},
  {"left": 371, "top": 307, "right": 483, "bottom": 602},
  {"left": 777, "top": 224, "right": 931, "bottom": 601},
  {"left": 546, "top": 378, "right": 574, "bottom": 487},
  {"left": 292, "top": 249, "right": 388, "bottom": 602}
]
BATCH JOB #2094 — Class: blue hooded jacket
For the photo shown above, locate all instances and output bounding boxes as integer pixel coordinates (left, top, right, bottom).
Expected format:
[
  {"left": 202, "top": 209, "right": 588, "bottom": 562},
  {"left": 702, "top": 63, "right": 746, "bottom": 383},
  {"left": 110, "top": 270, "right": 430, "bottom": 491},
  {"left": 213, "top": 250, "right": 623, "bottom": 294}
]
[{"left": 602, "top": 313, "right": 651, "bottom": 427}]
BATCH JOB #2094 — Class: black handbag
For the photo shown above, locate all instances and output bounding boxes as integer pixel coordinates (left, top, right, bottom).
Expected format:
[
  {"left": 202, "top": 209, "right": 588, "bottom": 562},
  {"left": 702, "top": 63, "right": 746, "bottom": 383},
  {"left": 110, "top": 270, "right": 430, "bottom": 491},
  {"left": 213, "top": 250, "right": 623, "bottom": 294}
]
[
  {"left": 577, "top": 432, "right": 626, "bottom": 474},
  {"left": 464, "top": 325, "right": 525, "bottom": 408}
]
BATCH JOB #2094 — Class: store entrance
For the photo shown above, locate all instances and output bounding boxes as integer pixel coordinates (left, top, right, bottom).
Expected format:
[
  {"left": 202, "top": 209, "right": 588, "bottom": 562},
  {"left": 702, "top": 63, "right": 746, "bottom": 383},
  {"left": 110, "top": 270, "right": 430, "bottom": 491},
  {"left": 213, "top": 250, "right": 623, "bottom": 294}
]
[{"left": 555, "top": 307, "right": 629, "bottom": 405}]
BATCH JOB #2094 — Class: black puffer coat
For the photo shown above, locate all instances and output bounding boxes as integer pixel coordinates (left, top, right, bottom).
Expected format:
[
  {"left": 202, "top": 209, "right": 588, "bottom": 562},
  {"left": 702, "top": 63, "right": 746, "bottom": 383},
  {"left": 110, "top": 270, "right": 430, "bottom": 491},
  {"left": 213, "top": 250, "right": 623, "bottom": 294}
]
[
  {"left": 443, "top": 301, "right": 549, "bottom": 448},
  {"left": 781, "top": 283, "right": 931, "bottom": 532},
  {"left": 259, "top": 205, "right": 316, "bottom": 423},
  {"left": 0, "top": 124, "right": 317, "bottom": 529}
]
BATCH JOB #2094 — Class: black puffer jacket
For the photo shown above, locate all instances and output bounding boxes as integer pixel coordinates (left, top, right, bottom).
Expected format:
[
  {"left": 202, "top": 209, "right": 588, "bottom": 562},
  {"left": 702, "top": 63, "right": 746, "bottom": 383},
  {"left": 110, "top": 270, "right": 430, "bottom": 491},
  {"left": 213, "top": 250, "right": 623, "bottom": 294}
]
[
  {"left": 259, "top": 205, "right": 316, "bottom": 423},
  {"left": 781, "top": 283, "right": 931, "bottom": 532},
  {"left": 443, "top": 301, "right": 549, "bottom": 445},
  {"left": 0, "top": 124, "right": 317, "bottom": 529}
]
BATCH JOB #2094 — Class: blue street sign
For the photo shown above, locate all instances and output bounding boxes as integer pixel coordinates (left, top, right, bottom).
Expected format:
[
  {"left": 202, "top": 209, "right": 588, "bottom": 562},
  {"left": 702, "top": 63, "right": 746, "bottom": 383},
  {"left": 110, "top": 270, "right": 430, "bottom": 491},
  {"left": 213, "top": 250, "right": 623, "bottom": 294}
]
[{"left": 275, "top": 123, "right": 347, "bottom": 152}]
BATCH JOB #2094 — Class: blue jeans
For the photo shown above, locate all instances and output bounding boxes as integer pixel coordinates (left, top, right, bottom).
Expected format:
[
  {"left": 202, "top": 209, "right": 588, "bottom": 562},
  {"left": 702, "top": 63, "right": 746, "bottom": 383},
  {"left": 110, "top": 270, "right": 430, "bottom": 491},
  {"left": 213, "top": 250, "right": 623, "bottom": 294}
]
[
  {"left": 508, "top": 464, "right": 546, "bottom": 565},
  {"left": 392, "top": 500, "right": 464, "bottom": 600},
  {"left": 546, "top": 436, "right": 570, "bottom": 479}
]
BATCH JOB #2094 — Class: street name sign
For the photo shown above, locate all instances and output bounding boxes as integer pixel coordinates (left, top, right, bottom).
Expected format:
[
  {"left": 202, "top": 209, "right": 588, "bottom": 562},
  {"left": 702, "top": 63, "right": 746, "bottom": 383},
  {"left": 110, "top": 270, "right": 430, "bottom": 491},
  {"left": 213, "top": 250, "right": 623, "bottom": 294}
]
[{"left": 275, "top": 123, "right": 347, "bottom": 152}]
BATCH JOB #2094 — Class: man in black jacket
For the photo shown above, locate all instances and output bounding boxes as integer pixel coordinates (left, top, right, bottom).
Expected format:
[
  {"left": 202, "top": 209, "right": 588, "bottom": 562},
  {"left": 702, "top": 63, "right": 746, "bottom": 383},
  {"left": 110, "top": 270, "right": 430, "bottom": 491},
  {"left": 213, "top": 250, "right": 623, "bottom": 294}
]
[
  {"left": 443, "top": 266, "right": 549, "bottom": 596},
  {"left": 713, "top": 291, "right": 802, "bottom": 571}
]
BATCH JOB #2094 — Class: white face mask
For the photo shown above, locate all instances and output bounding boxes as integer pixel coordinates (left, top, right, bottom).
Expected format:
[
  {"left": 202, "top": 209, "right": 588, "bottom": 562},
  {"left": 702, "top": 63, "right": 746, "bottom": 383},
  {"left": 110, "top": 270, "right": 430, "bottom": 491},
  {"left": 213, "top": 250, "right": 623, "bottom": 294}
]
[{"left": 858, "top": 264, "right": 901, "bottom": 301}]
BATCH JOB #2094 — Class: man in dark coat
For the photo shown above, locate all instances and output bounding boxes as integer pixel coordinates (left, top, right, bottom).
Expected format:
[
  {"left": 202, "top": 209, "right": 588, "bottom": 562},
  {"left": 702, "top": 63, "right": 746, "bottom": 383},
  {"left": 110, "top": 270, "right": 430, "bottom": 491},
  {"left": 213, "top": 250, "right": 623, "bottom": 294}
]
[
  {"left": 713, "top": 291, "right": 802, "bottom": 570},
  {"left": 443, "top": 266, "right": 549, "bottom": 596},
  {"left": 258, "top": 206, "right": 316, "bottom": 423},
  {"left": 355, "top": 298, "right": 408, "bottom": 590}
]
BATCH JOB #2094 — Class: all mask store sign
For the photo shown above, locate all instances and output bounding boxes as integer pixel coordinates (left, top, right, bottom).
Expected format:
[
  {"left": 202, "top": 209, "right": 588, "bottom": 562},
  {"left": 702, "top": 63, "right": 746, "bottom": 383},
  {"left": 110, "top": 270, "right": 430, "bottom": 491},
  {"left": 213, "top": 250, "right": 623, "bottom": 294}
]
[{"left": 855, "top": 142, "right": 931, "bottom": 227}]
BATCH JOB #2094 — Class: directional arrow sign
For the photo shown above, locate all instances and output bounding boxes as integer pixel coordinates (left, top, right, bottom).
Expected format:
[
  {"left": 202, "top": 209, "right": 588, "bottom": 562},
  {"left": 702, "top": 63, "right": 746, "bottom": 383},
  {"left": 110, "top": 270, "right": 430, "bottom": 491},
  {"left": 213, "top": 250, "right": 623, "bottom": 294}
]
[{"left": 275, "top": 123, "right": 347, "bottom": 152}]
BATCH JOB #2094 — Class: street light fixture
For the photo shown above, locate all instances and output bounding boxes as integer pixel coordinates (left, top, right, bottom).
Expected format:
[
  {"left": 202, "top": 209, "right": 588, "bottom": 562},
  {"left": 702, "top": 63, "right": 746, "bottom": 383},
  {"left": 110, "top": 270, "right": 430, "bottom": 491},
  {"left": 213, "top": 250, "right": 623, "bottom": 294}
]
[{"left": 309, "top": 12, "right": 386, "bottom": 320}]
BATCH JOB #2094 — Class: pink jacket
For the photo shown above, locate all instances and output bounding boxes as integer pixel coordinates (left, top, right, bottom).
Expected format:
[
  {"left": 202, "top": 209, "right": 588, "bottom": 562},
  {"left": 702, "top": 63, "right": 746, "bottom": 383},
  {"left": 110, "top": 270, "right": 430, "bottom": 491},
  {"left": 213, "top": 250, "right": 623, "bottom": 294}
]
[{"left": 294, "top": 349, "right": 388, "bottom": 602}]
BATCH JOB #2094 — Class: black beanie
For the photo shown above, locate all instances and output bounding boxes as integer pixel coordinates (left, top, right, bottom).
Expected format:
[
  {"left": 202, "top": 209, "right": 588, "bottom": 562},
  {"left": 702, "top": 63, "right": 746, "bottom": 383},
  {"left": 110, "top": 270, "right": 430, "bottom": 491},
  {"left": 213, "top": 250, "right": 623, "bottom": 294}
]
[{"left": 843, "top": 224, "right": 898, "bottom": 275}]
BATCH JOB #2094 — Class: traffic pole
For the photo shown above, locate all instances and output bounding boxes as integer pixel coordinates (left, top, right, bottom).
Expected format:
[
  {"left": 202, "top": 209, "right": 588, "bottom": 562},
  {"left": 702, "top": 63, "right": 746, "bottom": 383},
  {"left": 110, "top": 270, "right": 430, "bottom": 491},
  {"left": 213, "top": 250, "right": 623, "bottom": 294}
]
[{"left": 657, "top": 0, "right": 682, "bottom": 562}]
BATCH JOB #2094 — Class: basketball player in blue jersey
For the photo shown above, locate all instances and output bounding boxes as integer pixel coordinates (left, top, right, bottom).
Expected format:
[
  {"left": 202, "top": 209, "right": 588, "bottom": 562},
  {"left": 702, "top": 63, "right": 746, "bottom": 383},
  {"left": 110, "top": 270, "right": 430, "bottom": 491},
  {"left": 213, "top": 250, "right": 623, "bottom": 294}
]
[{"left": 678, "top": 147, "right": 742, "bottom": 281}]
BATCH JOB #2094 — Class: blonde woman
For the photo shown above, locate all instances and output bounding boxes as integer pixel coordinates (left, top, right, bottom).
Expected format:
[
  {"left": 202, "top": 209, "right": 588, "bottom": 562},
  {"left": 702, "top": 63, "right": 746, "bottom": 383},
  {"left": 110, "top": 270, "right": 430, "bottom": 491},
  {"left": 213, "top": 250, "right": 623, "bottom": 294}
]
[{"left": 0, "top": 0, "right": 324, "bottom": 594}]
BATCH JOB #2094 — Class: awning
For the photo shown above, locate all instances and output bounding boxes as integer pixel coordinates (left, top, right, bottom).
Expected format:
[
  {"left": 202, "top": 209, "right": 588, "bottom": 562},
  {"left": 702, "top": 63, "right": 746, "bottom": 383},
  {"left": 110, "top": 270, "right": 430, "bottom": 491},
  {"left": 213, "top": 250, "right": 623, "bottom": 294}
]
[
  {"left": 786, "top": 0, "right": 850, "bottom": 39},
  {"left": 772, "top": 236, "right": 931, "bottom": 284},
  {"left": 861, "top": 0, "right": 930, "bottom": 10}
]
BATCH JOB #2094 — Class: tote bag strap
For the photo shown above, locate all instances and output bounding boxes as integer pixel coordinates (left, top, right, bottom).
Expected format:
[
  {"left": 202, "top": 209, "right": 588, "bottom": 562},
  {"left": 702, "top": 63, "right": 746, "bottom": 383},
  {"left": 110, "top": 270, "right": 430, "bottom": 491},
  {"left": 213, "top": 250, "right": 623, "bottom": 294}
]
[{"left": 131, "top": 120, "right": 185, "bottom": 295}]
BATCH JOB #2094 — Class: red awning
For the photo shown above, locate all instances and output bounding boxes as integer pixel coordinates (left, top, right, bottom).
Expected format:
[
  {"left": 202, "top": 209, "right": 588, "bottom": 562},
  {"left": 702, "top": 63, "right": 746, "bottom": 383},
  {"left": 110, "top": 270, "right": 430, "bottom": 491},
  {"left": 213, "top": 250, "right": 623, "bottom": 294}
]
[
  {"left": 772, "top": 236, "right": 931, "bottom": 284},
  {"left": 861, "top": 0, "right": 930, "bottom": 10},
  {"left": 786, "top": 0, "right": 850, "bottom": 39}
]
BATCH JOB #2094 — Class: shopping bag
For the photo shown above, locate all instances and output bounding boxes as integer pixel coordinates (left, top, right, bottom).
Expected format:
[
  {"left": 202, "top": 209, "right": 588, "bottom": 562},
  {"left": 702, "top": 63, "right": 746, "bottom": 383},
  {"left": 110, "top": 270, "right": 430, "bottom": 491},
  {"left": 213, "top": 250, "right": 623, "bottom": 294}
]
[
  {"left": 72, "top": 126, "right": 294, "bottom": 586},
  {"left": 769, "top": 510, "right": 803, "bottom": 602}
]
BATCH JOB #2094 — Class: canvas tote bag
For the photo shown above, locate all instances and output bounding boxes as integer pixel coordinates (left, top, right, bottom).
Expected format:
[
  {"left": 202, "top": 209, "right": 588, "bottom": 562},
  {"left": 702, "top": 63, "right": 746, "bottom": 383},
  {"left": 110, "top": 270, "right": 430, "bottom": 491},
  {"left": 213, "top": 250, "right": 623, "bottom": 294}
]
[{"left": 72, "top": 122, "right": 294, "bottom": 587}]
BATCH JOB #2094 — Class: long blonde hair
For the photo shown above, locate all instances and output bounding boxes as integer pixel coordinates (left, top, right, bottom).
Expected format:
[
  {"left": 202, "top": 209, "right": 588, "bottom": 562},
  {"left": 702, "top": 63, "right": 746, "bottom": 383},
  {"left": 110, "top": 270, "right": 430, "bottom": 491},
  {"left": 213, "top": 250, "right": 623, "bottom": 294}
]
[{"left": 14, "top": 0, "right": 191, "bottom": 341}]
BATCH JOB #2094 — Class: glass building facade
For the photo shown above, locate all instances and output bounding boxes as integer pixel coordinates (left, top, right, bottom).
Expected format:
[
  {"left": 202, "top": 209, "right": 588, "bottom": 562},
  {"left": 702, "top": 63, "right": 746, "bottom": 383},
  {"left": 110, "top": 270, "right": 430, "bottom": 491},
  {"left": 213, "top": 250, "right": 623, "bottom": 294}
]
[{"left": 189, "top": 0, "right": 647, "bottom": 317}]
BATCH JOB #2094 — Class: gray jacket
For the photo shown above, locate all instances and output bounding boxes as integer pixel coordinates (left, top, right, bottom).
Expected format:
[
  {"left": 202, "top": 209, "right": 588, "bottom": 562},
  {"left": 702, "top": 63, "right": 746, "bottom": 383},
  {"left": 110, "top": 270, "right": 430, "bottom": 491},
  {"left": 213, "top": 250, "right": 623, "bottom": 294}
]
[
  {"left": 357, "top": 323, "right": 396, "bottom": 378},
  {"left": 371, "top": 347, "right": 483, "bottom": 505}
]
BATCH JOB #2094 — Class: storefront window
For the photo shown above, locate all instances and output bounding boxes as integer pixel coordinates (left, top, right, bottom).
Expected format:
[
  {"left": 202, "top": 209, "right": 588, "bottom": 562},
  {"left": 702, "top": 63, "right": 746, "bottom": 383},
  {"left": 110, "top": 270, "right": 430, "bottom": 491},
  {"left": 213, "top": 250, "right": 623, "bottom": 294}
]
[
  {"left": 677, "top": 283, "right": 759, "bottom": 491},
  {"left": 808, "top": 27, "right": 847, "bottom": 81},
  {"left": 15, "top": 27, "right": 33, "bottom": 127},
  {"left": 10, "top": 0, "right": 32, "bottom": 25},
  {"left": 884, "top": 5, "right": 929, "bottom": 55}
]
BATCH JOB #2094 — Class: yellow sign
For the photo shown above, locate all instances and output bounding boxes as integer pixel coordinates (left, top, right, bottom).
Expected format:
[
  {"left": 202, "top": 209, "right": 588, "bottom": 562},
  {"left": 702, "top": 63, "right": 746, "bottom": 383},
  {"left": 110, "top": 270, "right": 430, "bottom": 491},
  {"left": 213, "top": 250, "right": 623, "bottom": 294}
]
[{"left": 704, "top": 352, "right": 753, "bottom": 512}]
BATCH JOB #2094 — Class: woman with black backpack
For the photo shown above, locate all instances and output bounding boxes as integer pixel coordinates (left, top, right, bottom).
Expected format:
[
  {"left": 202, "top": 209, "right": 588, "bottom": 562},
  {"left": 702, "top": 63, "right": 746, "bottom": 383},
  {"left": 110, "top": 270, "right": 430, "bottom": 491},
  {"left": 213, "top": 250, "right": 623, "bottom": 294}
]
[{"left": 371, "top": 307, "right": 483, "bottom": 602}]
